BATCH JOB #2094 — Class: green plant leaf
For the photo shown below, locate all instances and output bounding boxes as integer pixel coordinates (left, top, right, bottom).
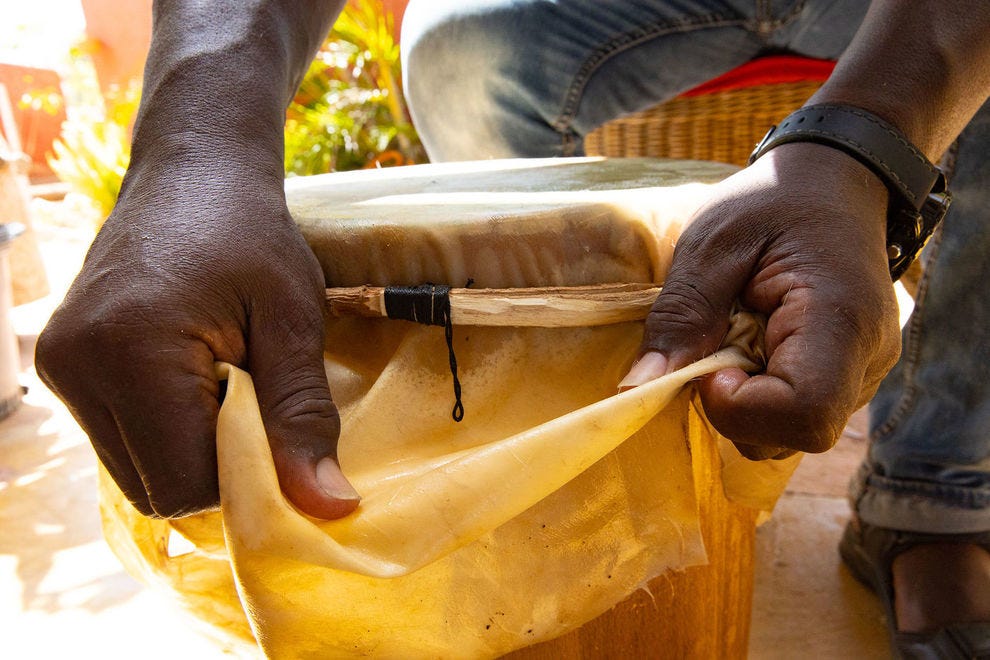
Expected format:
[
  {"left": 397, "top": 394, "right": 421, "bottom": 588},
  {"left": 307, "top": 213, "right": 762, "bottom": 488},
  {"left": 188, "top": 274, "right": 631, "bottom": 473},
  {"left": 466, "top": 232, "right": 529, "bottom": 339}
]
[{"left": 284, "top": 0, "right": 426, "bottom": 176}]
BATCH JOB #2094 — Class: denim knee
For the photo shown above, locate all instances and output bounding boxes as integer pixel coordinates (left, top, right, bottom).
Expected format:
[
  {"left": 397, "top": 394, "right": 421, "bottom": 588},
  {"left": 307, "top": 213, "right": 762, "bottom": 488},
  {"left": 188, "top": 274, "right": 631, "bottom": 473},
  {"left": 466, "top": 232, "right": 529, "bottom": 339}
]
[{"left": 402, "top": 2, "right": 570, "bottom": 160}]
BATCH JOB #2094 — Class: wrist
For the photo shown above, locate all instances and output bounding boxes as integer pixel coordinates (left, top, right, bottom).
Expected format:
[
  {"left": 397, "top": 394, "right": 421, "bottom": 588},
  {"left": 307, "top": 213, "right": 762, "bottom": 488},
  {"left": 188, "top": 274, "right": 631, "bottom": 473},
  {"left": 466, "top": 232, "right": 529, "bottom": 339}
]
[
  {"left": 114, "top": 140, "right": 289, "bottom": 242},
  {"left": 128, "top": 127, "right": 285, "bottom": 183},
  {"left": 804, "top": 1, "right": 990, "bottom": 160},
  {"left": 122, "top": 105, "right": 288, "bottom": 215},
  {"left": 749, "top": 104, "right": 950, "bottom": 280},
  {"left": 129, "top": 45, "right": 288, "bottom": 182},
  {"left": 129, "top": 119, "right": 285, "bottom": 193}
]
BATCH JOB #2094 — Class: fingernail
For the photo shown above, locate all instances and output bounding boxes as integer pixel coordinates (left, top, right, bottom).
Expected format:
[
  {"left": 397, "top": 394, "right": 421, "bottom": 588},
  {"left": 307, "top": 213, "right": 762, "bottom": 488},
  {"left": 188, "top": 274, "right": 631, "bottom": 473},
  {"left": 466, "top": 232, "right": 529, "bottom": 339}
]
[
  {"left": 316, "top": 457, "right": 361, "bottom": 502},
  {"left": 617, "top": 352, "right": 668, "bottom": 392}
]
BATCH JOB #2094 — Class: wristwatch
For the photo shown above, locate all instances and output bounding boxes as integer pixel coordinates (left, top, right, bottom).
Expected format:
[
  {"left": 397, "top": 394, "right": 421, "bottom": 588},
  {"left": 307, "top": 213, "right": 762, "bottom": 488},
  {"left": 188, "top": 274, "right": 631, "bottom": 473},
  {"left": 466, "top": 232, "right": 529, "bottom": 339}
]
[{"left": 748, "top": 103, "right": 951, "bottom": 281}]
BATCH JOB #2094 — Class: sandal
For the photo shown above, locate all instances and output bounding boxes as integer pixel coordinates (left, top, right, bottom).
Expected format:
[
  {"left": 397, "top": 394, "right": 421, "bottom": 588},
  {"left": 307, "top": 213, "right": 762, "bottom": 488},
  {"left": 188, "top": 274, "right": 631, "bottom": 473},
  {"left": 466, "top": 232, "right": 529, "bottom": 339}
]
[{"left": 839, "top": 520, "right": 990, "bottom": 659}]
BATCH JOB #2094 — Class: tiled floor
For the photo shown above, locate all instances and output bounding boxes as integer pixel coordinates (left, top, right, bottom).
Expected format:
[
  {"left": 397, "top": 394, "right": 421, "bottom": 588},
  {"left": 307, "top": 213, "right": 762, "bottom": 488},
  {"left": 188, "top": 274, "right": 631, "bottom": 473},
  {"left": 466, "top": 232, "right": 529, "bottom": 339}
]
[
  {"left": 1, "top": 206, "right": 889, "bottom": 658},
  {"left": 750, "top": 407, "right": 888, "bottom": 659}
]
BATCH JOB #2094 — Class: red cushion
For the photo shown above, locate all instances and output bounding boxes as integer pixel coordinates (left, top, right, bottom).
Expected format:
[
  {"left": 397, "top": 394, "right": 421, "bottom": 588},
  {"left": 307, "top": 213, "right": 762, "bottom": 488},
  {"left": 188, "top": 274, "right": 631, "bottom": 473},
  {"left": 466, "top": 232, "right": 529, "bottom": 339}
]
[{"left": 680, "top": 55, "right": 835, "bottom": 98}]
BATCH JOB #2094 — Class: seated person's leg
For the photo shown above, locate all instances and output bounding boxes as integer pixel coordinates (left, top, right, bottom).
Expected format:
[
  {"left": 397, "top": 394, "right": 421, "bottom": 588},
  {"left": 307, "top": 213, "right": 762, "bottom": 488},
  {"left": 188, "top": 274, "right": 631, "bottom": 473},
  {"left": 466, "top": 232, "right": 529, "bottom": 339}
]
[
  {"left": 402, "top": 0, "right": 774, "bottom": 161},
  {"left": 849, "top": 98, "right": 990, "bottom": 637},
  {"left": 765, "top": 0, "right": 990, "bottom": 647}
]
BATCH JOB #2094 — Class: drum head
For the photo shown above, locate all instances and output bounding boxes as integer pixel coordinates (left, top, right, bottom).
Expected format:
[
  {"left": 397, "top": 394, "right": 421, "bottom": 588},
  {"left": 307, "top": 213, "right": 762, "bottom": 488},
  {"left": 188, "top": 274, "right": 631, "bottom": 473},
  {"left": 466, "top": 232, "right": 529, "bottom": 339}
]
[{"left": 286, "top": 157, "right": 736, "bottom": 288}]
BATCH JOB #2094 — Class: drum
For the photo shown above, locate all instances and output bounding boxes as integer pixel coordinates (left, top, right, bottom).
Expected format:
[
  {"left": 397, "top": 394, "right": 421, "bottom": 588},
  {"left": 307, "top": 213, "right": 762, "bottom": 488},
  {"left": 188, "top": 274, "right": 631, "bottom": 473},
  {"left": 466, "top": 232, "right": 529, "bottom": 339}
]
[{"left": 99, "top": 158, "right": 801, "bottom": 659}]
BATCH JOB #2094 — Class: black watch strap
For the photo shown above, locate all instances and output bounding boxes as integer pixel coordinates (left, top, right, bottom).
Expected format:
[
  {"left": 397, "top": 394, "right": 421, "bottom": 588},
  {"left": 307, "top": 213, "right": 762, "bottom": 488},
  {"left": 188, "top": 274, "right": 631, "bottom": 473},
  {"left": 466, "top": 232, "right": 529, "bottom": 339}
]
[{"left": 748, "top": 103, "right": 951, "bottom": 281}]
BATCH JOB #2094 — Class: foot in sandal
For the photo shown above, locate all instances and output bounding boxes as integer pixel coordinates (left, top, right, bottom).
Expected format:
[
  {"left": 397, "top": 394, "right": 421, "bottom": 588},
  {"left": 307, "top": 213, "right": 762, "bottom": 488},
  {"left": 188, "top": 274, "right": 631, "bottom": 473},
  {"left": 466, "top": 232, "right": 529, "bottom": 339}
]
[{"left": 840, "top": 519, "right": 990, "bottom": 659}]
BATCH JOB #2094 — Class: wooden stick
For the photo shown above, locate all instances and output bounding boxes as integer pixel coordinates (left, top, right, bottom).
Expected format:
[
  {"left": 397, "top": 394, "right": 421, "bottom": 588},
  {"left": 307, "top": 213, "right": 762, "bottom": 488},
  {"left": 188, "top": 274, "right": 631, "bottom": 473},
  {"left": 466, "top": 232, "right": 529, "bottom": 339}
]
[{"left": 326, "top": 283, "right": 661, "bottom": 327}]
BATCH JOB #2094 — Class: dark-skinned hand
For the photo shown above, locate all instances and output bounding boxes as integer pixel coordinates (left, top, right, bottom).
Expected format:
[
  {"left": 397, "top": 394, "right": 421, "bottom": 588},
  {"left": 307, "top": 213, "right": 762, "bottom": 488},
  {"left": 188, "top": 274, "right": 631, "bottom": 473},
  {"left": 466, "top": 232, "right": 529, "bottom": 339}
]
[
  {"left": 35, "top": 156, "right": 360, "bottom": 519},
  {"left": 620, "top": 142, "right": 901, "bottom": 460}
]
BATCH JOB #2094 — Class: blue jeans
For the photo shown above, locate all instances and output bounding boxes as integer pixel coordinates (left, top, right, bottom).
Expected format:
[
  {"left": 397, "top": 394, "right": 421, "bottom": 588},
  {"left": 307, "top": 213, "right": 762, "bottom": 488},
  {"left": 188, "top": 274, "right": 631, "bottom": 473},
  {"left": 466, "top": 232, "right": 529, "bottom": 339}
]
[{"left": 401, "top": 0, "right": 990, "bottom": 535}]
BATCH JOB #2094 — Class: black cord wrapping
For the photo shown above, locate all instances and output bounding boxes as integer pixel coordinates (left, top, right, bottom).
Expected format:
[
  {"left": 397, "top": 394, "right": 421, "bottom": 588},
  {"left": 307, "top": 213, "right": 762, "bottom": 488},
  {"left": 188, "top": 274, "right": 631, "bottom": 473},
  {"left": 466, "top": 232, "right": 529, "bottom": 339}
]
[{"left": 383, "top": 284, "right": 464, "bottom": 422}]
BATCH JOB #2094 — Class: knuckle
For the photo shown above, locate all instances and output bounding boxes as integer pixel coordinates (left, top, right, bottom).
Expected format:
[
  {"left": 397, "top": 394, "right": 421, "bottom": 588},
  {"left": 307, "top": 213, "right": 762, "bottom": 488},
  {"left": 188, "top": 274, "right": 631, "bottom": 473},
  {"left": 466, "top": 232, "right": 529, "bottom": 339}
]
[
  {"left": 126, "top": 493, "right": 157, "bottom": 518},
  {"left": 650, "top": 285, "right": 712, "bottom": 325},
  {"left": 718, "top": 390, "right": 845, "bottom": 455},
  {"left": 35, "top": 309, "right": 112, "bottom": 390},
  {"left": 783, "top": 399, "right": 844, "bottom": 454},
  {"left": 645, "top": 281, "right": 725, "bottom": 351},
  {"left": 734, "top": 442, "right": 794, "bottom": 461},
  {"left": 261, "top": 382, "right": 340, "bottom": 458},
  {"left": 266, "top": 380, "right": 339, "bottom": 428},
  {"left": 149, "top": 487, "right": 219, "bottom": 519},
  {"left": 142, "top": 455, "right": 221, "bottom": 519},
  {"left": 34, "top": 322, "right": 67, "bottom": 385},
  {"left": 877, "top": 307, "right": 902, "bottom": 371},
  {"left": 797, "top": 429, "right": 840, "bottom": 454}
]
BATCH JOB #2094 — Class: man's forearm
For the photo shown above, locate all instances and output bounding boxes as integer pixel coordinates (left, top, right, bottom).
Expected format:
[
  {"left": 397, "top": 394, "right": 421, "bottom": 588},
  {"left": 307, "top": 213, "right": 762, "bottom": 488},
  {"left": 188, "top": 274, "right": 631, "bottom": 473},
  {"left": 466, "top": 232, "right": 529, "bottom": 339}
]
[
  {"left": 811, "top": 0, "right": 990, "bottom": 161},
  {"left": 127, "top": 0, "right": 344, "bottom": 181}
]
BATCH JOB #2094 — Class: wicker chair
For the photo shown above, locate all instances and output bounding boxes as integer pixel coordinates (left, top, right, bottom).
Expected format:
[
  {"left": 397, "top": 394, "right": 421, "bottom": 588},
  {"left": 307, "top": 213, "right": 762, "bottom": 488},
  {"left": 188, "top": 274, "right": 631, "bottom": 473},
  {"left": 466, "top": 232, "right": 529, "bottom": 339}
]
[
  {"left": 583, "top": 80, "right": 822, "bottom": 167},
  {"left": 585, "top": 56, "right": 921, "bottom": 292},
  {"left": 583, "top": 56, "right": 834, "bottom": 166}
]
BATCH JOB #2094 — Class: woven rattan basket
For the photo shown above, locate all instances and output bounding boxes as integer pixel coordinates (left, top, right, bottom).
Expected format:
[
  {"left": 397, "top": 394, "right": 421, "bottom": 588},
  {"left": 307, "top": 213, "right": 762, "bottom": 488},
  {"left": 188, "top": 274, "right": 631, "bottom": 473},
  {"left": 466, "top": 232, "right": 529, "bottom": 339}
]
[
  {"left": 584, "top": 81, "right": 822, "bottom": 166},
  {"left": 585, "top": 75, "right": 924, "bottom": 291}
]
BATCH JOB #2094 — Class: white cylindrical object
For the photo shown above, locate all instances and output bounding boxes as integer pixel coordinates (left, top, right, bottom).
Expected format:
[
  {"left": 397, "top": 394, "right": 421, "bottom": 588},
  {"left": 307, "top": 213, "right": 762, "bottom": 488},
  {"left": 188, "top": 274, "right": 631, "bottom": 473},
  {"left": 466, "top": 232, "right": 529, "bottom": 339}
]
[{"left": 0, "top": 222, "right": 24, "bottom": 419}]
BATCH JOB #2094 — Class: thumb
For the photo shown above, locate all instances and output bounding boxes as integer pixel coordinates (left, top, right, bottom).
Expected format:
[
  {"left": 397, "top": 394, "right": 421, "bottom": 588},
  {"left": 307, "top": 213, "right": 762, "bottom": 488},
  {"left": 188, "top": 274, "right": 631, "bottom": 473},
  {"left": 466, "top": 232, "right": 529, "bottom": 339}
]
[
  {"left": 248, "top": 299, "right": 360, "bottom": 520},
  {"left": 621, "top": 243, "right": 747, "bottom": 386}
]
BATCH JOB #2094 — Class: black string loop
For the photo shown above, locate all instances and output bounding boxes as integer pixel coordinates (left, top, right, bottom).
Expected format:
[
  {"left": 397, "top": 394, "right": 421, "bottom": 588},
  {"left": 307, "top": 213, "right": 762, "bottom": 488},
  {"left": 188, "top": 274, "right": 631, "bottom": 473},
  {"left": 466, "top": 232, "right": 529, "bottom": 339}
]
[{"left": 383, "top": 284, "right": 465, "bottom": 422}]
